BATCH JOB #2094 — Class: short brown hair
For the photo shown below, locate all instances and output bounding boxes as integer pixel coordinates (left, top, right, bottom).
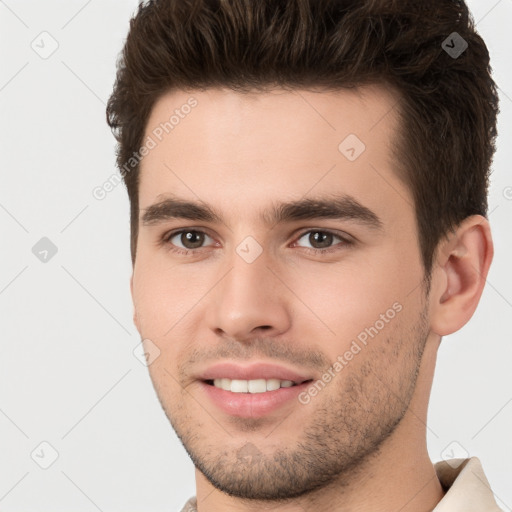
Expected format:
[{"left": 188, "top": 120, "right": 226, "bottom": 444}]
[{"left": 106, "top": 0, "right": 499, "bottom": 274}]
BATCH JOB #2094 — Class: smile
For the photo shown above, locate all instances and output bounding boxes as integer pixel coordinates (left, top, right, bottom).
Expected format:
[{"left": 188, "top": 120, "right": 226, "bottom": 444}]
[{"left": 207, "top": 378, "right": 307, "bottom": 393}]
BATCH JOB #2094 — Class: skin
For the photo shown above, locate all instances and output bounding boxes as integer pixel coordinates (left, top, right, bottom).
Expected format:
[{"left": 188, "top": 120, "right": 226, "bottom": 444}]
[{"left": 130, "top": 85, "right": 493, "bottom": 511}]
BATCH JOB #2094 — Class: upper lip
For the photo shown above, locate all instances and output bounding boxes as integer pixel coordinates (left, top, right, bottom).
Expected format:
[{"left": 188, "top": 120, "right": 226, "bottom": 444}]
[{"left": 197, "top": 362, "right": 313, "bottom": 383}]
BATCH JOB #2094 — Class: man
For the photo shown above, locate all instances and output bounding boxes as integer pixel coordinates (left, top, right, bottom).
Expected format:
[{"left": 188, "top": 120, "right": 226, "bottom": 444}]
[{"left": 107, "top": 0, "right": 502, "bottom": 510}]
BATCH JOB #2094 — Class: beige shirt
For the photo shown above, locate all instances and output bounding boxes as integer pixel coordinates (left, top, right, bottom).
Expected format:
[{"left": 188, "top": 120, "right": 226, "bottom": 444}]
[{"left": 180, "top": 457, "right": 503, "bottom": 511}]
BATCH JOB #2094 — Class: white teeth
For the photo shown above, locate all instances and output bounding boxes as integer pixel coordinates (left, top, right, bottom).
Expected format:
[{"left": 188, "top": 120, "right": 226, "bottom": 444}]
[
  {"left": 266, "top": 378, "right": 281, "bottom": 391},
  {"left": 231, "top": 379, "right": 248, "bottom": 393},
  {"left": 248, "top": 379, "right": 267, "bottom": 393},
  {"left": 211, "top": 378, "right": 298, "bottom": 393},
  {"left": 214, "top": 378, "right": 232, "bottom": 391}
]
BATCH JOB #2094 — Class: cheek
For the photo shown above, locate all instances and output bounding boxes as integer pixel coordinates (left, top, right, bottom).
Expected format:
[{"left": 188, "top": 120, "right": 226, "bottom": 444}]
[
  {"left": 132, "top": 257, "right": 201, "bottom": 340},
  {"left": 285, "top": 251, "right": 418, "bottom": 348}
]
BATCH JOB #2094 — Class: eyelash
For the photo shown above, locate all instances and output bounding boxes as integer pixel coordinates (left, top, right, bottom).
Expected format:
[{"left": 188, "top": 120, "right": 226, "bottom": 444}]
[{"left": 161, "top": 228, "right": 353, "bottom": 256}]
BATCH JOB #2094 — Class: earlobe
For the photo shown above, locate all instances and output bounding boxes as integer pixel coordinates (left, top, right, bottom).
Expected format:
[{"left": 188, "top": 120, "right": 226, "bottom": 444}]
[{"left": 430, "top": 215, "right": 493, "bottom": 336}]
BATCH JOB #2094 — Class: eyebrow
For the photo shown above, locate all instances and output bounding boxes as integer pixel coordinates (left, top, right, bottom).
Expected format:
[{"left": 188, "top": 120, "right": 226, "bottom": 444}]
[{"left": 140, "top": 194, "right": 383, "bottom": 231}]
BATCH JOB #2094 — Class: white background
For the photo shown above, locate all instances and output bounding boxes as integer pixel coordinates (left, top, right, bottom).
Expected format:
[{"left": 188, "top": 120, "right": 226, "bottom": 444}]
[{"left": 0, "top": 1, "right": 510, "bottom": 510}]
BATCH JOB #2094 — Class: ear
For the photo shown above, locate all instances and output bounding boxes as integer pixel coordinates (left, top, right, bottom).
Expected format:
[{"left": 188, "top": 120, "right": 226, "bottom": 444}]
[
  {"left": 429, "top": 215, "right": 493, "bottom": 336},
  {"left": 130, "top": 273, "right": 141, "bottom": 333}
]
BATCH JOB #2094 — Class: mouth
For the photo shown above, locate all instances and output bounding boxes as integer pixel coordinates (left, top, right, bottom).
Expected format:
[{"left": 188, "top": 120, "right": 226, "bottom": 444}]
[
  {"left": 196, "top": 362, "right": 316, "bottom": 418},
  {"left": 204, "top": 378, "right": 313, "bottom": 393}
]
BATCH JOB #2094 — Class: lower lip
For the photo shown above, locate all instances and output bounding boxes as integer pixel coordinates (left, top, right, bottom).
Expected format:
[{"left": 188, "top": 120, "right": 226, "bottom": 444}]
[{"left": 199, "top": 381, "right": 311, "bottom": 418}]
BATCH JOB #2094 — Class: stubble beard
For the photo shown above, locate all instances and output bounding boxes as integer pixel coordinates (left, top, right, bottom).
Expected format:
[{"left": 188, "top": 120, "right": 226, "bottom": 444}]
[{"left": 155, "top": 305, "right": 430, "bottom": 501}]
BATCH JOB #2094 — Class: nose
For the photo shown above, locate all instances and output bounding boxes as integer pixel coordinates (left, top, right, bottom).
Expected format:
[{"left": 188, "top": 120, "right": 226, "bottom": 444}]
[{"left": 205, "top": 247, "right": 292, "bottom": 342}]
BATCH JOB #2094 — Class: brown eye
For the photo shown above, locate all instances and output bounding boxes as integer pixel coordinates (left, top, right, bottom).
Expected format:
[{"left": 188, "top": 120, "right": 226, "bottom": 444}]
[
  {"left": 293, "top": 229, "right": 352, "bottom": 255},
  {"left": 167, "top": 230, "right": 212, "bottom": 250},
  {"left": 296, "top": 230, "right": 341, "bottom": 250},
  {"left": 182, "top": 231, "right": 205, "bottom": 248},
  {"left": 308, "top": 231, "right": 334, "bottom": 249}
]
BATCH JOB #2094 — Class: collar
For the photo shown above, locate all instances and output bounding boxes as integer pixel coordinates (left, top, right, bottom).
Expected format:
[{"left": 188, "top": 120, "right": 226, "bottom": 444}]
[{"left": 433, "top": 457, "right": 502, "bottom": 511}]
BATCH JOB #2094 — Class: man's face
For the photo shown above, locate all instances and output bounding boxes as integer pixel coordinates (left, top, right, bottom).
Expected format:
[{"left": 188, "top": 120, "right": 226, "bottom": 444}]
[{"left": 131, "top": 86, "right": 433, "bottom": 499}]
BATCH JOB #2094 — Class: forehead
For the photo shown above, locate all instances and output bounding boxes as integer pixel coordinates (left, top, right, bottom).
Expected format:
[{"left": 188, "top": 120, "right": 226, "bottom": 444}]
[{"left": 138, "top": 85, "right": 412, "bottom": 227}]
